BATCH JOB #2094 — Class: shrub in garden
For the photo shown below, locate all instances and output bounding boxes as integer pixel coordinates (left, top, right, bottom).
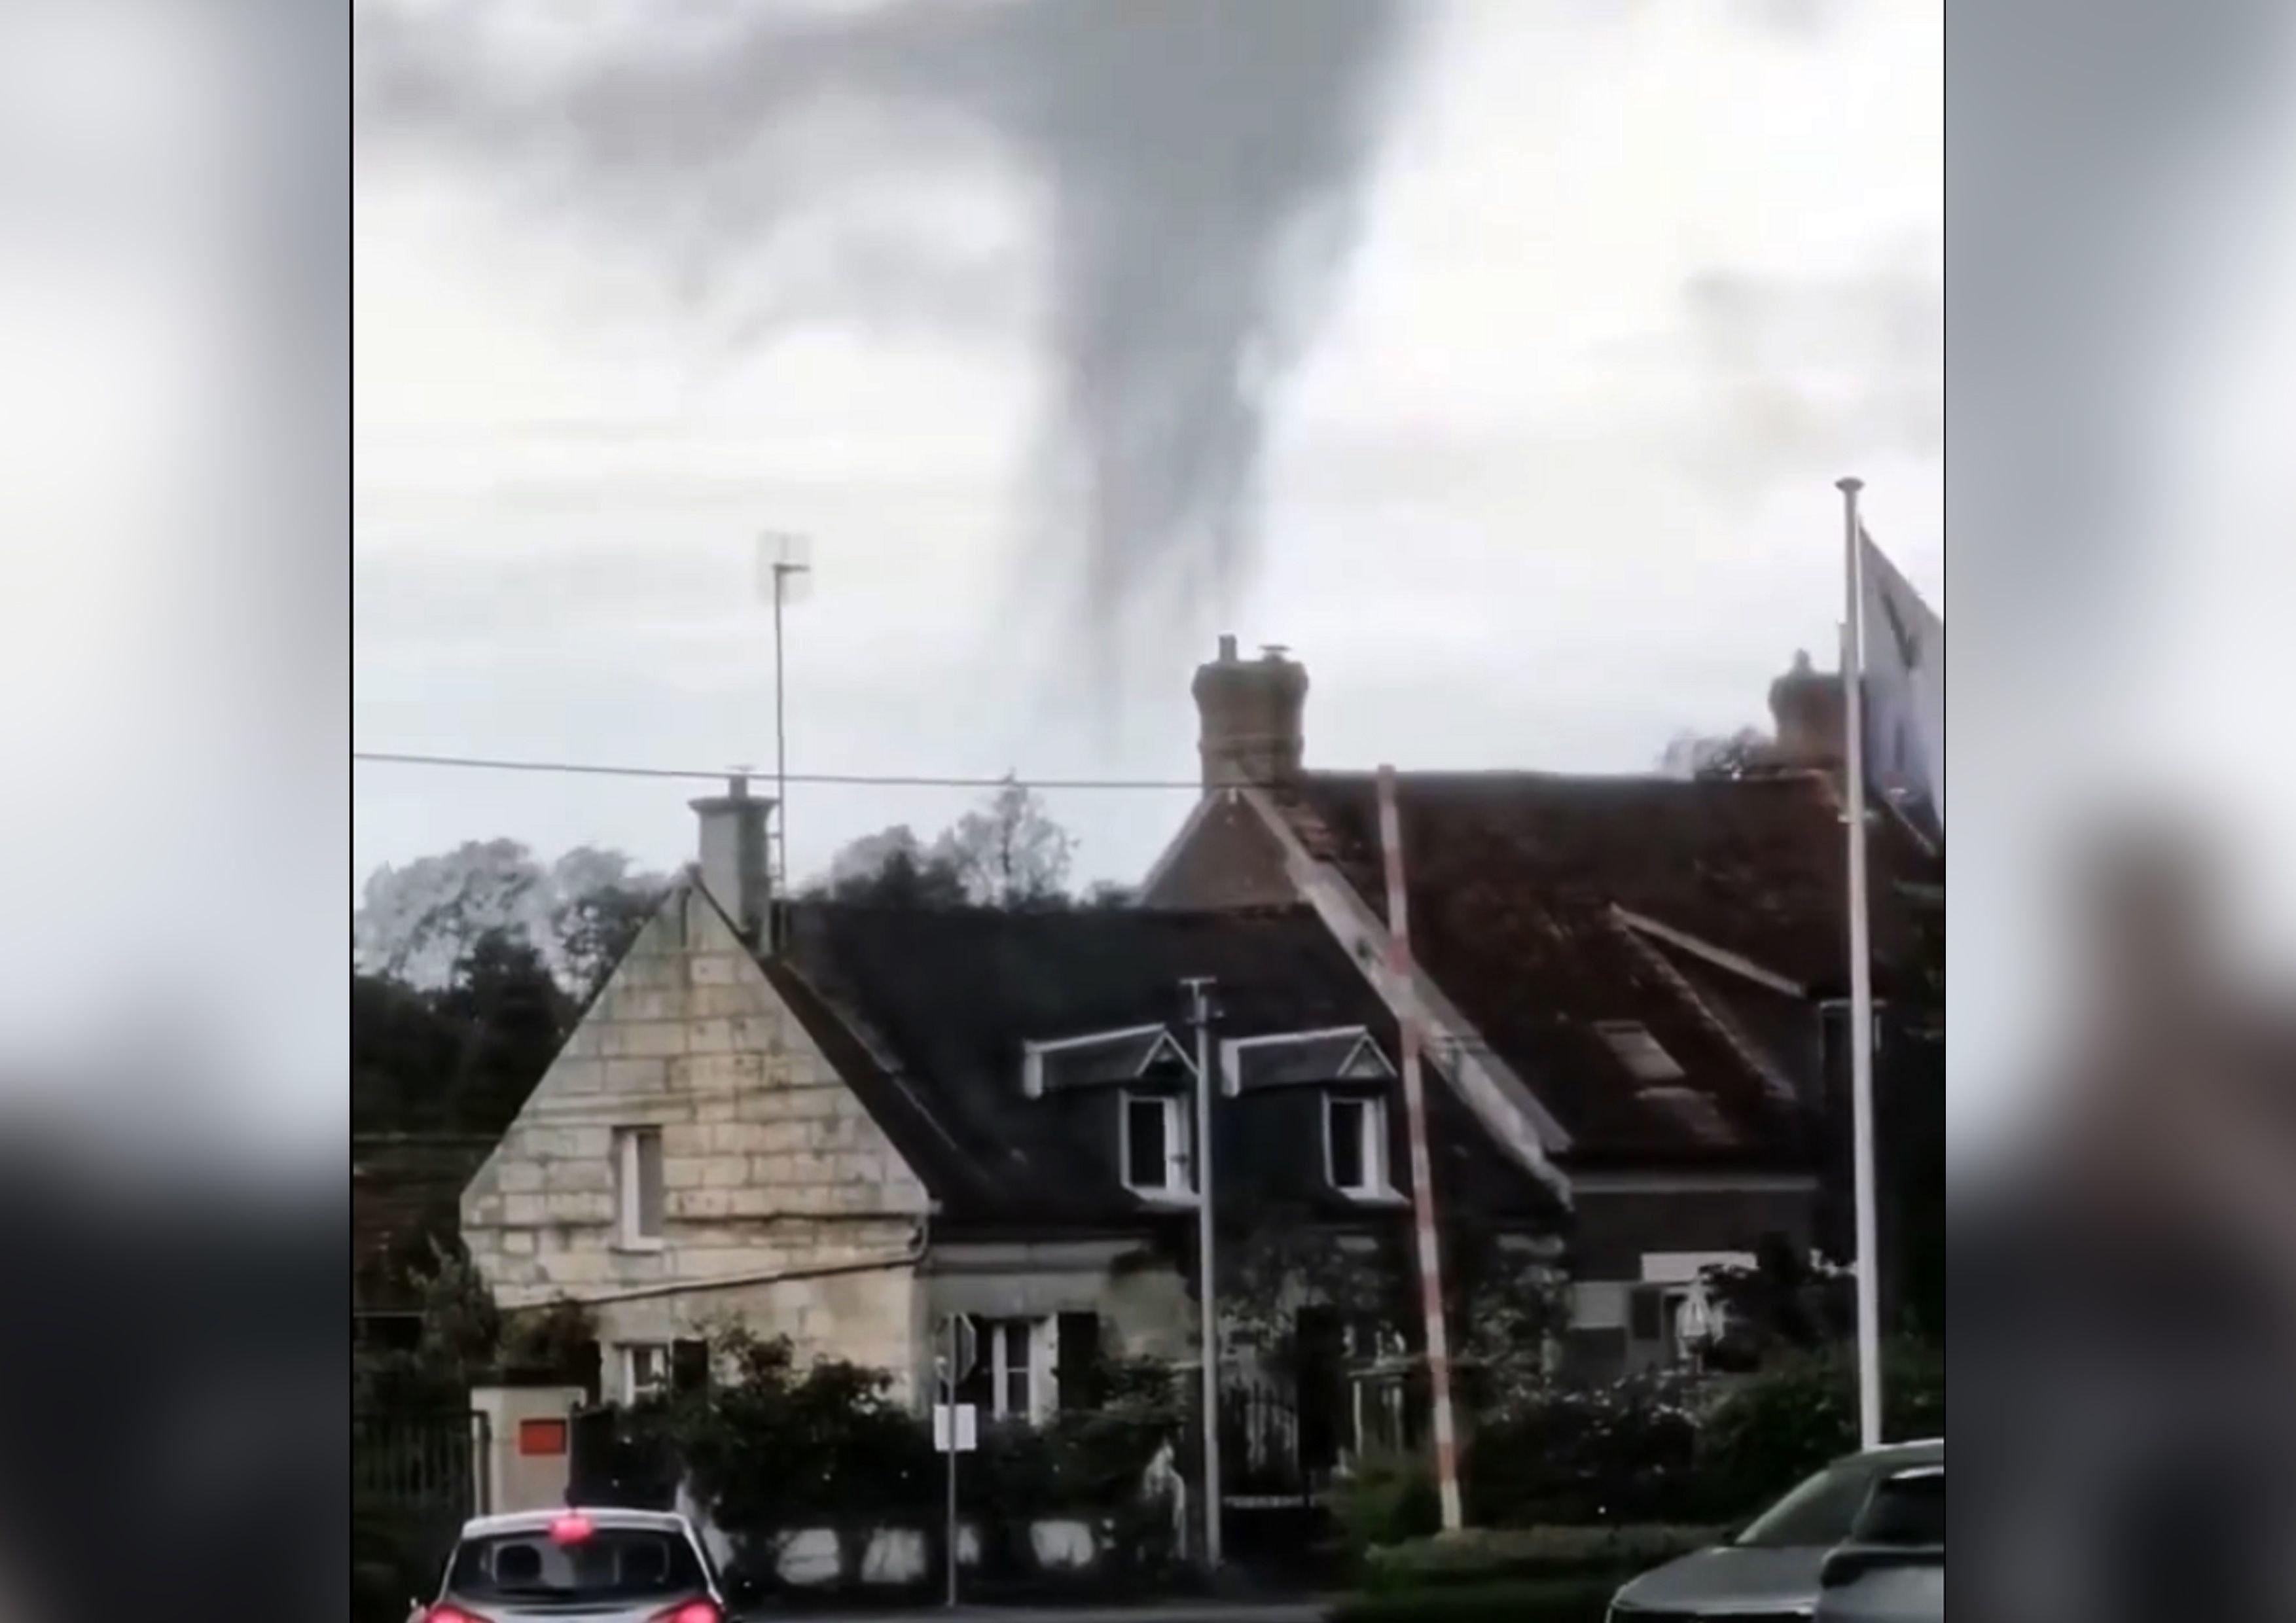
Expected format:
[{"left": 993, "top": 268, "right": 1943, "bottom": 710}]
[
  {"left": 653, "top": 1331, "right": 1187, "bottom": 1586},
  {"left": 1696, "top": 1340, "right": 1943, "bottom": 1518},
  {"left": 1463, "top": 1369, "right": 1706, "bottom": 1527},
  {"left": 1331, "top": 1448, "right": 1443, "bottom": 1552}
]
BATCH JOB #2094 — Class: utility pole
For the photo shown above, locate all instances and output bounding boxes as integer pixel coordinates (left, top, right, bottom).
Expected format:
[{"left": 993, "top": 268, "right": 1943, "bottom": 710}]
[{"left": 1182, "top": 974, "right": 1223, "bottom": 1570}]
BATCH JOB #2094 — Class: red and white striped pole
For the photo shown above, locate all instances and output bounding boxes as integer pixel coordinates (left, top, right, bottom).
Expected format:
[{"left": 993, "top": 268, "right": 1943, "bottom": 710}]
[{"left": 1376, "top": 764, "right": 1464, "bottom": 1533}]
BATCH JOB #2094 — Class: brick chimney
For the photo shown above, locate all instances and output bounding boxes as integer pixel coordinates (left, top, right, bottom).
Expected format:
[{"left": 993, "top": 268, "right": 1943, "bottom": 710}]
[
  {"left": 1768, "top": 649, "right": 1845, "bottom": 768},
  {"left": 1191, "top": 634, "right": 1309, "bottom": 790},
  {"left": 690, "top": 774, "right": 774, "bottom": 940}
]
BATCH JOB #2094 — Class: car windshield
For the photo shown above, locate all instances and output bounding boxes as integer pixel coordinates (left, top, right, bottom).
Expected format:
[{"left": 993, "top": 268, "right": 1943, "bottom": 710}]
[
  {"left": 1736, "top": 1459, "right": 1897, "bottom": 1548},
  {"left": 1854, "top": 1467, "right": 1945, "bottom": 1546},
  {"left": 446, "top": 1525, "right": 707, "bottom": 1603}
]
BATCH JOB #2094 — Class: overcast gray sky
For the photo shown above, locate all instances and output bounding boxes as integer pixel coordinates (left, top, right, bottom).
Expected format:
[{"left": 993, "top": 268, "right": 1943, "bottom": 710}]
[{"left": 354, "top": 0, "right": 1943, "bottom": 897}]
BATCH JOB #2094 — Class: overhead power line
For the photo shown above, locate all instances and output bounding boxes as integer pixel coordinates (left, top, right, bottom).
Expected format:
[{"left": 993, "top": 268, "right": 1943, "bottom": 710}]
[{"left": 353, "top": 749, "right": 1202, "bottom": 793}]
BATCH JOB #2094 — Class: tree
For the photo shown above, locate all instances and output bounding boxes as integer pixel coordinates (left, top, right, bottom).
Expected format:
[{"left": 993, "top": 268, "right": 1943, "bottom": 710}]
[
  {"left": 810, "top": 825, "right": 971, "bottom": 908},
  {"left": 355, "top": 838, "right": 546, "bottom": 988},
  {"left": 352, "top": 971, "right": 460, "bottom": 1133},
  {"left": 357, "top": 840, "right": 669, "bottom": 993},
  {"left": 934, "top": 775, "right": 1076, "bottom": 908},
  {"left": 554, "top": 879, "right": 665, "bottom": 1001},
  {"left": 434, "top": 929, "right": 573, "bottom": 1137}
]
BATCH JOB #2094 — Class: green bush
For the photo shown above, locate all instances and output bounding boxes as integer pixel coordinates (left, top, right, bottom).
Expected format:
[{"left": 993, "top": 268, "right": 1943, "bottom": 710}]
[
  {"left": 1463, "top": 1369, "right": 1707, "bottom": 1525},
  {"left": 1330, "top": 1448, "right": 1442, "bottom": 1553},
  {"left": 1333, "top": 1575, "right": 1624, "bottom": 1623},
  {"left": 658, "top": 1331, "right": 1187, "bottom": 1586},
  {"left": 1359, "top": 1523, "right": 1727, "bottom": 1590},
  {"left": 1696, "top": 1340, "right": 1943, "bottom": 1518}
]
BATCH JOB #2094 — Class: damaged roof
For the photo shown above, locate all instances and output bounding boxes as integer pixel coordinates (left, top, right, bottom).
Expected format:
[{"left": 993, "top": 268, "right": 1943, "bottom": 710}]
[
  {"left": 1243, "top": 768, "right": 1938, "bottom": 1167},
  {"left": 765, "top": 902, "right": 1562, "bottom": 1236},
  {"left": 1279, "top": 769, "right": 1929, "bottom": 995}
]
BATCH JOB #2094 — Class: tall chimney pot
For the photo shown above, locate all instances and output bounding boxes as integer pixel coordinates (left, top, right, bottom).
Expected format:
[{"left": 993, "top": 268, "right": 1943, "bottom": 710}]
[
  {"left": 1768, "top": 648, "right": 1845, "bottom": 767},
  {"left": 690, "top": 774, "right": 775, "bottom": 942},
  {"left": 1191, "top": 633, "right": 1308, "bottom": 791}
]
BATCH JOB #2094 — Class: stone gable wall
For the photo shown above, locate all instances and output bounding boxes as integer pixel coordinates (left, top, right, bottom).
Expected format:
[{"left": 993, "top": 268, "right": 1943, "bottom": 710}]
[{"left": 462, "top": 885, "right": 927, "bottom": 1390}]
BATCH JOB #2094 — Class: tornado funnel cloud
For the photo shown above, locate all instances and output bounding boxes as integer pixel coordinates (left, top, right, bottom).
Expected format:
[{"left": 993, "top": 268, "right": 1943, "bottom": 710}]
[{"left": 357, "top": 0, "right": 1422, "bottom": 691}]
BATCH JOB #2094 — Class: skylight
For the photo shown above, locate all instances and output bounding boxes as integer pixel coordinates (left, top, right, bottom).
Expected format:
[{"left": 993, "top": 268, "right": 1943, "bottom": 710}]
[
  {"left": 1594, "top": 1020, "right": 1685, "bottom": 1082},
  {"left": 1636, "top": 1085, "right": 1736, "bottom": 1147}
]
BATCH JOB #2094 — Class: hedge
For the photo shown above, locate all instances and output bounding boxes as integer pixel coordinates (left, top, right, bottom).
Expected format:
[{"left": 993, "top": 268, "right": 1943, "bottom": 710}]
[
  {"left": 1331, "top": 1575, "right": 1624, "bottom": 1623},
  {"left": 1358, "top": 1524, "right": 1727, "bottom": 1592}
]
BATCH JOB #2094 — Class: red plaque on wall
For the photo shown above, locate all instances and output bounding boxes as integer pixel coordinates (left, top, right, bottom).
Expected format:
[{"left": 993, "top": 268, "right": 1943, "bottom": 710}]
[{"left": 518, "top": 1418, "right": 569, "bottom": 1457}]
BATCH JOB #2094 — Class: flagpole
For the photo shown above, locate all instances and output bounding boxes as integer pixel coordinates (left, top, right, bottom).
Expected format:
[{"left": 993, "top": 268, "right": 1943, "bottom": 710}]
[{"left": 1838, "top": 475, "right": 1884, "bottom": 1452}]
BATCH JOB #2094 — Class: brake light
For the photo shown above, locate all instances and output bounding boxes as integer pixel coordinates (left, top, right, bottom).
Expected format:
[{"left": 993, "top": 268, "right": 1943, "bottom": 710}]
[
  {"left": 650, "top": 1603, "right": 720, "bottom": 1623},
  {"left": 548, "top": 1512, "right": 595, "bottom": 1544},
  {"left": 425, "top": 1607, "right": 491, "bottom": 1623}
]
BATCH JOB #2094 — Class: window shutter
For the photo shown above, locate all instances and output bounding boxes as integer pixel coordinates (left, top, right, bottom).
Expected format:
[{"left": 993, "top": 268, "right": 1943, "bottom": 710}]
[
  {"left": 572, "top": 1338, "right": 603, "bottom": 1405},
  {"left": 1628, "top": 1285, "right": 1666, "bottom": 1342},
  {"left": 954, "top": 1315, "right": 994, "bottom": 1410},
  {"left": 1056, "top": 1312, "right": 1103, "bottom": 1411},
  {"left": 671, "top": 1339, "right": 711, "bottom": 1393}
]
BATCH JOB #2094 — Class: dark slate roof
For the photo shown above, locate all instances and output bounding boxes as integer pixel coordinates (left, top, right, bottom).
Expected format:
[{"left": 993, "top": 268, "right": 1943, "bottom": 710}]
[
  {"left": 1278, "top": 769, "right": 1929, "bottom": 994},
  {"left": 766, "top": 902, "right": 1562, "bottom": 1236},
  {"left": 1248, "top": 769, "right": 1939, "bottom": 1167}
]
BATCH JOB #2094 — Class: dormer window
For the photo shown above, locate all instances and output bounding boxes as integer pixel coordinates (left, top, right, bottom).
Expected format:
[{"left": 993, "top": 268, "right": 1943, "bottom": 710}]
[
  {"left": 1325, "top": 1094, "right": 1389, "bottom": 1198},
  {"left": 1122, "top": 1092, "right": 1192, "bottom": 1197}
]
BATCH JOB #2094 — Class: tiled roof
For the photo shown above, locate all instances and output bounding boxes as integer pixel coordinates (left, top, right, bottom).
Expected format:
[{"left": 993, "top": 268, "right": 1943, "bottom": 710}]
[
  {"left": 768, "top": 902, "right": 1563, "bottom": 1235},
  {"left": 1252, "top": 768, "right": 1937, "bottom": 1166}
]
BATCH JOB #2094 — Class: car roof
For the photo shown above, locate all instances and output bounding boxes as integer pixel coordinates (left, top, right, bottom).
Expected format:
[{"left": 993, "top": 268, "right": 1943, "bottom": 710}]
[
  {"left": 1839, "top": 1437, "right": 1943, "bottom": 1469},
  {"left": 458, "top": 1507, "right": 695, "bottom": 1540}
]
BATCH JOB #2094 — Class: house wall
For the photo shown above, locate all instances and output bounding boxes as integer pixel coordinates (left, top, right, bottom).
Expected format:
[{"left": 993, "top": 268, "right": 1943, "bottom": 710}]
[
  {"left": 1567, "top": 1179, "right": 1816, "bottom": 1279},
  {"left": 461, "top": 885, "right": 931, "bottom": 1396},
  {"left": 1560, "top": 1177, "right": 1817, "bottom": 1378},
  {"left": 924, "top": 1239, "right": 1196, "bottom": 1374}
]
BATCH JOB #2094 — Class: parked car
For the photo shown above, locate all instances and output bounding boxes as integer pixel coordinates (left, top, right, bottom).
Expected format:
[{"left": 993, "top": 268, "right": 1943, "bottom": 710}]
[
  {"left": 1606, "top": 1437, "right": 1942, "bottom": 1621},
  {"left": 1813, "top": 1461, "right": 1943, "bottom": 1623},
  {"left": 414, "top": 1505, "right": 739, "bottom": 1623}
]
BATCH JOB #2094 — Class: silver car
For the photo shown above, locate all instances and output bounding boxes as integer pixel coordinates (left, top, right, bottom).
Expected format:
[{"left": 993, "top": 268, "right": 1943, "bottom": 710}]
[
  {"left": 414, "top": 1506, "right": 731, "bottom": 1623},
  {"left": 1607, "top": 1438, "right": 1943, "bottom": 1621},
  {"left": 1813, "top": 1462, "right": 1943, "bottom": 1623}
]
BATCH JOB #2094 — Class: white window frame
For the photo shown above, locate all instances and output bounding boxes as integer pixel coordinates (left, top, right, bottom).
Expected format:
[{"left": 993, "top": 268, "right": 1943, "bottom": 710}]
[
  {"left": 1119, "top": 1091, "right": 1193, "bottom": 1200},
  {"left": 1324, "top": 1093, "right": 1388, "bottom": 1198},
  {"left": 618, "top": 1341, "right": 670, "bottom": 1403},
  {"left": 977, "top": 1316, "right": 1055, "bottom": 1424},
  {"left": 614, "top": 1126, "right": 666, "bottom": 1251}
]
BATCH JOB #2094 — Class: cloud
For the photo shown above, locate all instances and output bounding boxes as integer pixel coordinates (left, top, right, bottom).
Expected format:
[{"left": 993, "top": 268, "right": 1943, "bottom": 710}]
[{"left": 357, "top": 0, "right": 1426, "bottom": 697}]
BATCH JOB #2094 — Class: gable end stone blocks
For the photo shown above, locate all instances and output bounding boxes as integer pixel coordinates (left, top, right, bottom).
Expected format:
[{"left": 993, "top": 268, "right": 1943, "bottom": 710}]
[{"left": 463, "top": 887, "right": 929, "bottom": 1392}]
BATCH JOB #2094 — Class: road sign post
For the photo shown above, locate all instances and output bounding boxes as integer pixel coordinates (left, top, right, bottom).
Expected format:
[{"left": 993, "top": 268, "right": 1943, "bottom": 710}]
[{"left": 937, "top": 1313, "right": 977, "bottom": 1608}]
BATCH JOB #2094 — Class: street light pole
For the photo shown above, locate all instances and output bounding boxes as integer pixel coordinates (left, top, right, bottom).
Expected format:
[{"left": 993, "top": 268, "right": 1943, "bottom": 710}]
[{"left": 1183, "top": 974, "right": 1222, "bottom": 1570}]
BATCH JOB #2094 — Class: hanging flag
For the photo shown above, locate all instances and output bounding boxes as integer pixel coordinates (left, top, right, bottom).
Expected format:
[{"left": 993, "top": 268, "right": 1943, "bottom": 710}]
[{"left": 1857, "top": 526, "right": 1945, "bottom": 835}]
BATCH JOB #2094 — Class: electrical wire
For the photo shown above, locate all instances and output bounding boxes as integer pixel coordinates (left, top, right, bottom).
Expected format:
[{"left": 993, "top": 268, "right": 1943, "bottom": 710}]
[{"left": 353, "top": 749, "right": 1202, "bottom": 792}]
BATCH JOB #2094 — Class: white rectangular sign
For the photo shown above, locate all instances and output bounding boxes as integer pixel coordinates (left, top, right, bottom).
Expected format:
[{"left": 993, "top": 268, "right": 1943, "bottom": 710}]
[{"left": 932, "top": 1403, "right": 978, "bottom": 1454}]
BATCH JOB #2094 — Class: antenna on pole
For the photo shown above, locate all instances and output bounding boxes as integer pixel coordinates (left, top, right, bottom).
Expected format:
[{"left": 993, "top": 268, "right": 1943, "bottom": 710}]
[{"left": 757, "top": 531, "right": 813, "bottom": 944}]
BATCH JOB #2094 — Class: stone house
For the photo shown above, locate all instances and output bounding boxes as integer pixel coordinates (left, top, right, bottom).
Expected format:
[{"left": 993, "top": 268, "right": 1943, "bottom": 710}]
[
  {"left": 459, "top": 781, "right": 1564, "bottom": 1477},
  {"left": 1139, "top": 636, "right": 1941, "bottom": 1372}
]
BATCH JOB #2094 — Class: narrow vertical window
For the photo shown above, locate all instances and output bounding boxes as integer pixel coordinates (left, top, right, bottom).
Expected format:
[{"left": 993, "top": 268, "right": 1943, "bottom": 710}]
[{"left": 615, "top": 1127, "right": 666, "bottom": 1246}]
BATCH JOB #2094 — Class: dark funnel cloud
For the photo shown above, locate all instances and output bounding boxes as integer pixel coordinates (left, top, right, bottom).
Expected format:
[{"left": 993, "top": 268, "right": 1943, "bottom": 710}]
[{"left": 357, "top": 0, "right": 1422, "bottom": 690}]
